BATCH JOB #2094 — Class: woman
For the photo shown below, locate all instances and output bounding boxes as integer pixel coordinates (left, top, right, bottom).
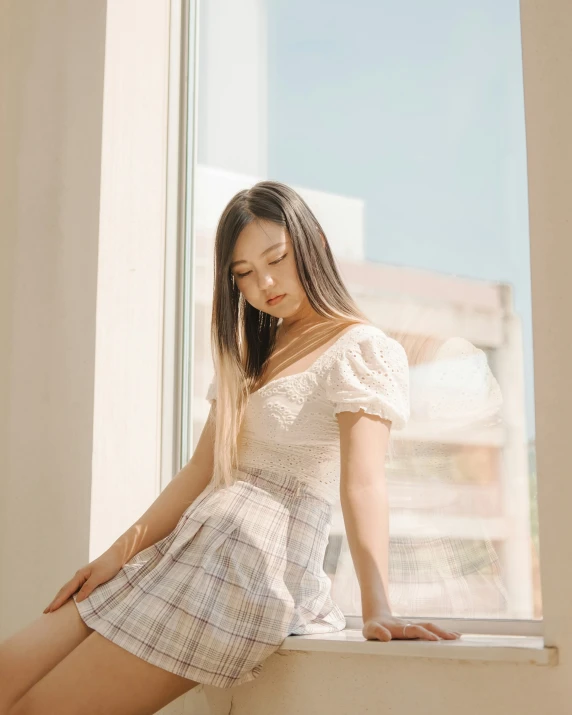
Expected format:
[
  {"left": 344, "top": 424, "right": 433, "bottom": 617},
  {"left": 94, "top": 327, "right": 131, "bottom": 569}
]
[{"left": 0, "top": 181, "right": 460, "bottom": 714}]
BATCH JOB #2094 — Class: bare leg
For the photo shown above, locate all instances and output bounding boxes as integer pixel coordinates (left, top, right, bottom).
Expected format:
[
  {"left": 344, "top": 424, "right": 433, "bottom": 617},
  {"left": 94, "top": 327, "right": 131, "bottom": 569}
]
[
  {"left": 8, "top": 629, "right": 199, "bottom": 715},
  {"left": 0, "top": 600, "right": 93, "bottom": 712}
]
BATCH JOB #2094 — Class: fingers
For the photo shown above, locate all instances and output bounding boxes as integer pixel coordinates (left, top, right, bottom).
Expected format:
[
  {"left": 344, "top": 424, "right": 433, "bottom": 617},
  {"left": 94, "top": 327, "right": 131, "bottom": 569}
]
[
  {"left": 422, "top": 623, "right": 462, "bottom": 640},
  {"left": 437, "top": 629, "right": 462, "bottom": 640},
  {"left": 43, "top": 571, "right": 87, "bottom": 614},
  {"left": 75, "top": 578, "right": 97, "bottom": 603},
  {"left": 364, "top": 619, "right": 462, "bottom": 643},
  {"left": 43, "top": 582, "right": 77, "bottom": 613},
  {"left": 403, "top": 623, "right": 462, "bottom": 641},
  {"left": 404, "top": 625, "right": 440, "bottom": 641},
  {"left": 363, "top": 621, "right": 392, "bottom": 642},
  {"left": 373, "top": 625, "right": 392, "bottom": 642}
]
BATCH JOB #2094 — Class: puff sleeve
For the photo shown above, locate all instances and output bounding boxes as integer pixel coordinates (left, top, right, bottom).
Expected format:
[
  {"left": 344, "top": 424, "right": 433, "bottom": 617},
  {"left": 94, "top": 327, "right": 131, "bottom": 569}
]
[
  {"left": 206, "top": 373, "right": 217, "bottom": 404},
  {"left": 325, "top": 328, "right": 410, "bottom": 429}
]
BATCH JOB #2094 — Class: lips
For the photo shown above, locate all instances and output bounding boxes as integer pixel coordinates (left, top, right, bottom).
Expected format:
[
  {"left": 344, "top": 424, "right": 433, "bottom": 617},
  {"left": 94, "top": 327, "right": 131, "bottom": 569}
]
[{"left": 267, "top": 294, "right": 285, "bottom": 305}]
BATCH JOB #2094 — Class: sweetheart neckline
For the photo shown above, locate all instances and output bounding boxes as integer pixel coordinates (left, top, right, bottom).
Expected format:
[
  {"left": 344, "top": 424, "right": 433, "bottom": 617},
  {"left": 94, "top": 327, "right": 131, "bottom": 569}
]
[{"left": 249, "top": 322, "right": 368, "bottom": 397}]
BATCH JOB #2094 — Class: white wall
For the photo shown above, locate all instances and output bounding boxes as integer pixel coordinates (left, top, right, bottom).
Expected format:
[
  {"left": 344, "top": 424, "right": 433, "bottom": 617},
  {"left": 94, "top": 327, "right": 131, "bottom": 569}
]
[
  {"left": 88, "top": 0, "right": 173, "bottom": 561},
  {"left": 0, "top": 0, "right": 106, "bottom": 638}
]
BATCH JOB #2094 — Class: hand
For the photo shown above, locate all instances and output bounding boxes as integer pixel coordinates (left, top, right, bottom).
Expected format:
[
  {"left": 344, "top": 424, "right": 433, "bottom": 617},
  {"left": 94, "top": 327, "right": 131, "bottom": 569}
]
[
  {"left": 362, "top": 615, "right": 462, "bottom": 642},
  {"left": 43, "top": 545, "right": 125, "bottom": 613}
]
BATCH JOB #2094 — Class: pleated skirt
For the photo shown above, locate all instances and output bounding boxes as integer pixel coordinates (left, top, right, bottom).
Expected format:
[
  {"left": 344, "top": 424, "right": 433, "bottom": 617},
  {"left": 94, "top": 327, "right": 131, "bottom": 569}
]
[{"left": 73, "top": 466, "right": 346, "bottom": 689}]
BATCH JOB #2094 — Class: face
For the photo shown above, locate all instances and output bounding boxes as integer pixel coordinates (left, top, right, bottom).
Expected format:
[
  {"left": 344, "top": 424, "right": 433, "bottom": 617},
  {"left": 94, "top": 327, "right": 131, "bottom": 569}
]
[{"left": 230, "top": 219, "right": 308, "bottom": 319}]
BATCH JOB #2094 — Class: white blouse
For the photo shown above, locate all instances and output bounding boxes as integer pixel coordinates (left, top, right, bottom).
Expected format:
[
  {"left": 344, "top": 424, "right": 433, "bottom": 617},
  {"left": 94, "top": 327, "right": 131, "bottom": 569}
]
[{"left": 206, "top": 323, "right": 410, "bottom": 504}]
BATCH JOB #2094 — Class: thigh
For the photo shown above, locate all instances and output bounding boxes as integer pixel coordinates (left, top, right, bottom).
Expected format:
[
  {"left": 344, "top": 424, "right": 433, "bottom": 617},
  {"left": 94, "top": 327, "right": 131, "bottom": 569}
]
[
  {"left": 10, "top": 631, "right": 199, "bottom": 715},
  {"left": 0, "top": 599, "right": 93, "bottom": 710}
]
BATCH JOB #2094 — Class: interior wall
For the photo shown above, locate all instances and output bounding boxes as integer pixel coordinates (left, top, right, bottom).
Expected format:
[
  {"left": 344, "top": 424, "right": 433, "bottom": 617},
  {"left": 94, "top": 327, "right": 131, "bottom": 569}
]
[
  {"left": 88, "top": 0, "right": 173, "bottom": 561},
  {"left": 0, "top": 1, "right": 106, "bottom": 637}
]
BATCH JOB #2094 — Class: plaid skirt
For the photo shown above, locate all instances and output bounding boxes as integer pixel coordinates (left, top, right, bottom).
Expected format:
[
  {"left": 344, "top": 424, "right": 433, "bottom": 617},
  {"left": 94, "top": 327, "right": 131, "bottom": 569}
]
[{"left": 73, "top": 467, "right": 346, "bottom": 689}]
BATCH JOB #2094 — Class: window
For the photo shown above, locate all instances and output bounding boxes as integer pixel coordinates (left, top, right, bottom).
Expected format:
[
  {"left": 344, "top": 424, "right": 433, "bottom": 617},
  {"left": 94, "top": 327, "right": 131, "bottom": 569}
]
[{"left": 183, "top": 0, "right": 539, "bottom": 626}]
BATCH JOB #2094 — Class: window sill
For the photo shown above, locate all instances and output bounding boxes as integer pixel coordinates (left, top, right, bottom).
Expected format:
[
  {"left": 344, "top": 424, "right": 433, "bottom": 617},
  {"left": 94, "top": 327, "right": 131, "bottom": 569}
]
[{"left": 279, "top": 630, "right": 557, "bottom": 666}]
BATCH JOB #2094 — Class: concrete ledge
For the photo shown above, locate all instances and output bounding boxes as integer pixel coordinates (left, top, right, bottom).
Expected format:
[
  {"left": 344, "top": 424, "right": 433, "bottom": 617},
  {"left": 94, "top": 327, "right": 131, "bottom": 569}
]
[{"left": 279, "top": 629, "right": 558, "bottom": 666}]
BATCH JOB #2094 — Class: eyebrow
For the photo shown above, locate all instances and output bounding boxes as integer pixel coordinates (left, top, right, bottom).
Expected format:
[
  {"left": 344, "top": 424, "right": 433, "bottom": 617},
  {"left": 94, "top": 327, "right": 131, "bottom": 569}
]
[{"left": 230, "top": 242, "right": 286, "bottom": 269}]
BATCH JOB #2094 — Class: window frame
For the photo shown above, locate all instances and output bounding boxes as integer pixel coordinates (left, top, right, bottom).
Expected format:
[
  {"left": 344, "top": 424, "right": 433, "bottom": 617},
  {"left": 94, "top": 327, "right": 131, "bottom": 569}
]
[{"left": 169, "top": 0, "right": 547, "bottom": 640}]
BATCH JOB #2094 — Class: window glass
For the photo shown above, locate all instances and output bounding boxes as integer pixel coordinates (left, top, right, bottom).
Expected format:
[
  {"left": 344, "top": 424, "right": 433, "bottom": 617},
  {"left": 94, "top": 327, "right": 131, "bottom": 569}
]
[{"left": 190, "top": 0, "right": 539, "bottom": 621}]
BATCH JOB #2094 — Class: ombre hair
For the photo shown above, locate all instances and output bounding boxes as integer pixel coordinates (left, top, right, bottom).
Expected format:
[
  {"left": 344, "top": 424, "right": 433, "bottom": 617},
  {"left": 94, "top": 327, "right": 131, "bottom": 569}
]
[{"left": 209, "top": 180, "right": 369, "bottom": 490}]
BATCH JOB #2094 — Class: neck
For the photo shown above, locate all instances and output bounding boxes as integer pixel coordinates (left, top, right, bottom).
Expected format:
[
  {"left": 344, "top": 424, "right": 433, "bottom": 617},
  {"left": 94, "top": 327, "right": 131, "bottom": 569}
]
[{"left": 278, "top": 304, "right": 325, "bottom": 335}]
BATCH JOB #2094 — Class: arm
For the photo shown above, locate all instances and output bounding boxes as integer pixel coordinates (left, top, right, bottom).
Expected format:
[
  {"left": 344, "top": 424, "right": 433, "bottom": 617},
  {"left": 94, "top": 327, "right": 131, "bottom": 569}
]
[
  {"left": 110, "top": 408, "right": 217, "bottom": 565},
  {"left": 337, "top": 409, "right": 392, "bottom": 620},
  {"left": 329, "top": 327, "right": 460, "bottom": 641},
  {"left": 337, "top": 409, "right": 461, "bottom": 642},
  {"left": 44, "top": 408, "right": 219, "bottom": 612}
]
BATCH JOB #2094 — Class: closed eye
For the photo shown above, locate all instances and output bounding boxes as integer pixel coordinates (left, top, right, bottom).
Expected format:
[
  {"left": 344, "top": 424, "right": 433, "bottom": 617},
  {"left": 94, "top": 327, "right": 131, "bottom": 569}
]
[{"left": 235, "top": 253, "right": 287, "bottom": 279}]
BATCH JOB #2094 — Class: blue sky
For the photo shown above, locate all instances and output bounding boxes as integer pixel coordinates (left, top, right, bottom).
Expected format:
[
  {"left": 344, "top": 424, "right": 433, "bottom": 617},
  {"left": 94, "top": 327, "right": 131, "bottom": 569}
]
[{"left": 267, "top": 0, "right": 534, "bottom": 438}]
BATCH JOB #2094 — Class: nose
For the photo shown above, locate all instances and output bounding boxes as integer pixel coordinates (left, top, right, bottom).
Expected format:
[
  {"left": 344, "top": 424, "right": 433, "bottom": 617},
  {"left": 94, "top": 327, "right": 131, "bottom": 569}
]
[{"left": 257, "top": 271, "right": 275, "bottom": 291}]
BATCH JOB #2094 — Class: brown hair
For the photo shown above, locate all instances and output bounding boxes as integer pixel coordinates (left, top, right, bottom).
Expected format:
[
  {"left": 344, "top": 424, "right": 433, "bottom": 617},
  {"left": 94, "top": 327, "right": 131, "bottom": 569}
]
[{"left": 209, "top": 180, "right": 369, "bottom": 489}]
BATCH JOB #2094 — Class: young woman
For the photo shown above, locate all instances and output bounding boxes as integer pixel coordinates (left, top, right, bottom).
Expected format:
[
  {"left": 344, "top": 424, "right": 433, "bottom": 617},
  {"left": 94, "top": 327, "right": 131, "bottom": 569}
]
[{"left": 0, "top": 181, "right": 461, "bottom": 714}]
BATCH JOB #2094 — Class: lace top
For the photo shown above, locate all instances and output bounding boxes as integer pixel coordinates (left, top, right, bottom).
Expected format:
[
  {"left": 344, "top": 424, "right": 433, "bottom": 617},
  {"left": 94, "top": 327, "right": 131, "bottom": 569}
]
[{"left": 206, "top": 323, "right": 410, "bottom": 504}]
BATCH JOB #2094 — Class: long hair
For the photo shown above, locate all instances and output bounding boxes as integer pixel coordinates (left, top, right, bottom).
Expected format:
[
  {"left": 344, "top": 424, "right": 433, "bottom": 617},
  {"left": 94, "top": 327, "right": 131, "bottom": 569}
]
[{"left": 209, "top": 180, "right": 369, "bottom": 489}]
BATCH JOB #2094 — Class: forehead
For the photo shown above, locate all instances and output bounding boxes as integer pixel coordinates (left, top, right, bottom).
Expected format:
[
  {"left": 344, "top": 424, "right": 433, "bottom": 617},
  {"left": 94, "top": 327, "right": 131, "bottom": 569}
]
[{"left": 232, "top": 220, "right": 289, "bottom": 259}]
